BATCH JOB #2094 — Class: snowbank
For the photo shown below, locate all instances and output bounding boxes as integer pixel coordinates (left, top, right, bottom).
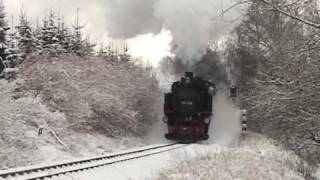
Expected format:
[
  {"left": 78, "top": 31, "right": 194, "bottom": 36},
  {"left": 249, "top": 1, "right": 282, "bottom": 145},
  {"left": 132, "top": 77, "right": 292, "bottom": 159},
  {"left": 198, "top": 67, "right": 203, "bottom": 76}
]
[{"left": 155, "top": 133, "right": 315, "bottom": 180}]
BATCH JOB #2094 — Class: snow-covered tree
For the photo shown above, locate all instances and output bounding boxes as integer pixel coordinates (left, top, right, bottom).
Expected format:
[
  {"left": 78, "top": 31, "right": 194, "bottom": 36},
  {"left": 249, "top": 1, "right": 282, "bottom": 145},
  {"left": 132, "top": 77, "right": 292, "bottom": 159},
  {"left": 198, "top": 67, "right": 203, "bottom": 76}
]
[
  {"left": 226, "top": 0, "right": 320, "bottom": 166},
  {"left": 39, "top": 10, "right": 64, "bottom": 56},
  {"left": 15, "top": 8, "right": 36, "bottom": 60},
  {"left": 70, "top": 9, "right": 85, "bottom": 56},
  {"left": 57, "top": 16, "right": 72, "bottom": 53},
  {"left": 106, "top": 44, "right": 114, "bottom": 61},
  {"left": 82, "top": 36, "right": 95, "bottom": 57},
  {"left": 6, "top": 20, "right": 21, "bottom": 68},
  {"left": 33, "top": 18, "right": 43, "bottom": 54},
  {"left": 70, "top": 9, "right": 95, "bottom": 57},
  {"left": 97, "top": 43, "right": 107, "bottom": 58},
  {"left": 119, "top": 43, "right": 130, "bottom": 62},
  {"left": 0, "top": 1, "right": 9, "bottom": 62}
]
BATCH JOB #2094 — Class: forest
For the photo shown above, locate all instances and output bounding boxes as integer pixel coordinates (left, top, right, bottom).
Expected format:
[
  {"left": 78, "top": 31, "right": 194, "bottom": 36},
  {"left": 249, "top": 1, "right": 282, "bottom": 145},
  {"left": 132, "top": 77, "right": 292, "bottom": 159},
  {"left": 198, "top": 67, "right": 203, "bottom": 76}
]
[{"left": 225, "top": 0, "right": 320, "bottom": 166}]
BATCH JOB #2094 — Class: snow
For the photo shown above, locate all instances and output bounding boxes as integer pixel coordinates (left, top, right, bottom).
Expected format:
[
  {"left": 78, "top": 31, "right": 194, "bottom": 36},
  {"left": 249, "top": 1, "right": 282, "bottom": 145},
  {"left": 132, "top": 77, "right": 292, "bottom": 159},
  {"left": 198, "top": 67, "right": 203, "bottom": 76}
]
[
  {"left": 154, "top": 134, "right": 308, "bottom": 180},
  {"left": 315, "top": 169, "right": 320, "bottom": 180},
  {"left": 19, "top": 55, "right": 161, "bottom": 137},
  {"left": 44, "top": 133, "right": 307, "bottom": 180},
  {"left": 1, "top": 56, "right": 318, "bottom": 179},
  {"left": 38, "top": 92, "right": 308, "bottom": 180},
  {"left": 0, "top": 78, "right": 146, "bottom": 170}
]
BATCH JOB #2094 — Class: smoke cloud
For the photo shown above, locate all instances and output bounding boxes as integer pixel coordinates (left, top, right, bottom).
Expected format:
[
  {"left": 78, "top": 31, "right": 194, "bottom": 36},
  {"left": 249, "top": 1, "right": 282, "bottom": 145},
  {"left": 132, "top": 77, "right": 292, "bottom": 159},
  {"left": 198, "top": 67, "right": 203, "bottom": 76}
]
[
  {"left": 101, "top": 0, "right": 244, "bottom": 65},
  {"left": 5, "top": 0, "right": 244, "bottom": 66},
  {"left": 102, "top": 0, "right": 162, "bottom": 38}
]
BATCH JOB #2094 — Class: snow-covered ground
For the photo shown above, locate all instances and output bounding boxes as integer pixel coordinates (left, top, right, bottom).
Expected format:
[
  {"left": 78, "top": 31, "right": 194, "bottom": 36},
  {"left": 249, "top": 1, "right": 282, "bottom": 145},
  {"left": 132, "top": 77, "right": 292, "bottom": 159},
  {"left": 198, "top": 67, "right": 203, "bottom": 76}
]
[
  {"left": 47, "top": 92, "right": 311, "bottom": 180},
  {"left": 155, "top": 133, "right": 311, "bottom": 180},
  {"left": 48, "top": 133, "right": 310, "bottom": 180}
]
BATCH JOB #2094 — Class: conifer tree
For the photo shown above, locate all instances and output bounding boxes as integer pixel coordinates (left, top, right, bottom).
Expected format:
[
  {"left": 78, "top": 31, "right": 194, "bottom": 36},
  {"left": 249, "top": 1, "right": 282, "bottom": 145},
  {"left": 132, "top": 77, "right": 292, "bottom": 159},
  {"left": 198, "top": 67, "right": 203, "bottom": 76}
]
[
  {"left": 16, "top": 7, "right": 36, "bottom": 59},
  {"left": 71, "top": 8, "right": 85, "bottom": 56},
  {"left": 83, "top": 36, "right": 95, "bottom": 56},
  {"left": 0, "top": 1, "right": 10, "bottom": 62},
  {"left": 106, "top": 43, "right": 115, "bottom": 61},
  {"left": 97, "top": 43, "right": 107, "bottom": 58},
  {"left": 40, "top": 10, "right": 64, "bottom": 56},
  {"left": 34, "top": 18, "right": 43, "bottom": 53},
  {"left": 120, "top": 43, "right": 130, "bottom": 62},
  {"left": 57, "top": 16, "right": 72, "bottom": 53},
  {"left": 6, "top": 16, "right": 21, "bottom": 67}
]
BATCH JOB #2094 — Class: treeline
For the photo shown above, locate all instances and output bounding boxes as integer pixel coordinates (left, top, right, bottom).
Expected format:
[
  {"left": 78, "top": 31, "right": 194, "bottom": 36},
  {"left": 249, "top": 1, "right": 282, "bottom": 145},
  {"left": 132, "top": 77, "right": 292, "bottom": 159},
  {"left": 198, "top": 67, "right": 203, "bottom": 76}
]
[
  {"left": 0, "top": 2, "right": 130, "bottom": 70},
  {"left": 226, "top": 0, "right": 320, "bottom": 168}
]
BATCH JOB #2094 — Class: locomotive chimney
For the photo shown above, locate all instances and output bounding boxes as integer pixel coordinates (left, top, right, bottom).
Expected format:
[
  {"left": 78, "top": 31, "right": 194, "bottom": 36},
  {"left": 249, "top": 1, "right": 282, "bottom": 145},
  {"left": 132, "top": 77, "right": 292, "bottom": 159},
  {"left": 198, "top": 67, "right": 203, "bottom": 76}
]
[{"left": 185, "top": 72, "right": 194, "bottom": 78}]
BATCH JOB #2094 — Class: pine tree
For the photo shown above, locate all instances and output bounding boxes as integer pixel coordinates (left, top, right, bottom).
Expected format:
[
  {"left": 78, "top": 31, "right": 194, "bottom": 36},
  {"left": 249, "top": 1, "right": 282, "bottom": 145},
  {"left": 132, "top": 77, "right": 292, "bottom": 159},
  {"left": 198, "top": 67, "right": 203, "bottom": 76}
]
[
  {"left": 120, "top": 42, "right": 130, "bottom": 62},
  {"left": 82, "top": 36, "right": 95, "bottom": 56},
  {"left": 71, "top": 8, "right": 85, "bottom": 56},
  {"left": 97, "top": 42, "right": 107, "bottom": 58},
  {"left": 40, "top": 10, "right": 64, "bottom": 56},
  {"left": 106, "top": 42, "right": 115, "bottom": 61},
  {"left": 34, "top": 18, "right": 43, "bottom": 54},
  {"left": 57, "top": 16, "right": 72, "bottom": 53},
  {"left": 6, "top": 16, "right": 22, "bottom": 67},
  {"left": 16, "top": 7, "right": 36, "bottom": 60},
  {"left": 70, "top": 8, "right": 96, "bottom": 57},
  {"left": 0, "top": 1, "right": 10, "bottom": 62}
]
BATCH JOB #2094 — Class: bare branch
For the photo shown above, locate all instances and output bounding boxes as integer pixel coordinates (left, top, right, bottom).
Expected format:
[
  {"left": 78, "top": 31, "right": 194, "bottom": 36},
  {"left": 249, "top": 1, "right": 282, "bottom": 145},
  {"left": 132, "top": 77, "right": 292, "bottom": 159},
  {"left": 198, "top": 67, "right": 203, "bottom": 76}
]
[
  {"left": 215, "top": 0, "right": 320, "bottom": 29},
  {"left": 256, "top": 0, "right": 320, "bottom": 29},
  {"left": 211, "top": 1, "right": 250, "bottom": 20}
]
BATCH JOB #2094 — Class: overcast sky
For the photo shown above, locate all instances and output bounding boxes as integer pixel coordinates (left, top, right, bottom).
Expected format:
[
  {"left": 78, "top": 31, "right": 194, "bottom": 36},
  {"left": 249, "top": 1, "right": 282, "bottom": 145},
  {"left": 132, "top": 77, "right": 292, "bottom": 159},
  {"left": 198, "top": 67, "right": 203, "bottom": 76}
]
[
  {"left": 4, "top": 0, "right": 108, "bottom": 43},
  {"left": 3, "top": 0, "right": 174, "bottom": 65},
  {"left": 3, "top": 0, "right": 245, "bottom": 67}
]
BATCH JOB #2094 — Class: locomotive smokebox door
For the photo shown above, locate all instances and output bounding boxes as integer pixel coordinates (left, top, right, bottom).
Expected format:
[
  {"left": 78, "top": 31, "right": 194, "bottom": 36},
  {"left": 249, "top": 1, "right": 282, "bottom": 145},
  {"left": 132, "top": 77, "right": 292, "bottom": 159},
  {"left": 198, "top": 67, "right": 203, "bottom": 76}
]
[{"left": 230, "top": 85, "right": 237, "bottom": 98}]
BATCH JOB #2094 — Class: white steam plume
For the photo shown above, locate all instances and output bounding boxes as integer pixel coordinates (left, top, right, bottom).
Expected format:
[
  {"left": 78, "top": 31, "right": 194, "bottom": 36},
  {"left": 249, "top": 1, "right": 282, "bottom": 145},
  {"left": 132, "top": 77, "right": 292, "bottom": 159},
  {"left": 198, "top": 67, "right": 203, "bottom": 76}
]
[
  {"left": 102, "top": 0, "right": 162, "bottom": 38},
  {"left": 101, "top": 0, "right": 244, "bottom": 66}
]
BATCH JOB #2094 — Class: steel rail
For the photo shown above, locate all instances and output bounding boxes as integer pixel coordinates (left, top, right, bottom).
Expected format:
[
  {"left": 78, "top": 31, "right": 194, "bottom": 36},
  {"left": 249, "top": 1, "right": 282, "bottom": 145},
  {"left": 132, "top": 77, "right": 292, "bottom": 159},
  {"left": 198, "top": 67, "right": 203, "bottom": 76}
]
[{"left": 0, "top": 143, "right": 185, "bottom": 180}]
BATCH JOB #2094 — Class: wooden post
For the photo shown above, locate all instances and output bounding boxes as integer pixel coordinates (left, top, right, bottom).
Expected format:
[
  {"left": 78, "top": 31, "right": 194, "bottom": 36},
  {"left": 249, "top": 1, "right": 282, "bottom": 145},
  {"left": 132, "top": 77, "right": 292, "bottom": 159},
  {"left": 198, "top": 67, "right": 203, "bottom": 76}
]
[
  {"left": 241, "top": 109, "right": 247, "bottom": 133},
  {"left": 38, "top": 128, "right": 43, "bottom": 136},
  {"left": 239, "top": 109, "right": 248, "bottom": 143}
]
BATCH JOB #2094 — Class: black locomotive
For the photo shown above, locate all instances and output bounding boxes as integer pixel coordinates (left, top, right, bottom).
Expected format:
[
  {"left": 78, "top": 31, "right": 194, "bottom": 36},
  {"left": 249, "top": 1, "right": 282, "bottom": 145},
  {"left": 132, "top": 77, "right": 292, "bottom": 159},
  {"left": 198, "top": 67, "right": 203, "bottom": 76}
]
[{"left": 163, "top": 72, "right": 215, "bottom": 141}]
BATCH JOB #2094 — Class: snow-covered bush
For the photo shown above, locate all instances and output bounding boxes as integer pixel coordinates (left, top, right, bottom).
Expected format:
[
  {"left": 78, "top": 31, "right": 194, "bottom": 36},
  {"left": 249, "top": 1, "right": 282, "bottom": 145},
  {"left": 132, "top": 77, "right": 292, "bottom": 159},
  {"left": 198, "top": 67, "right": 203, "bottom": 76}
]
[
  {"left": 17, "top": 55, "right": 161, "bottom": 137},
  {"left": 155, "top": 133, "right": 314, "bottom": 180},
  {"left": 0, "top": 79, "right": 145, "bottom": 169},
  {"left": 0, "top": 79, "right": 69, "bottom": 168}
]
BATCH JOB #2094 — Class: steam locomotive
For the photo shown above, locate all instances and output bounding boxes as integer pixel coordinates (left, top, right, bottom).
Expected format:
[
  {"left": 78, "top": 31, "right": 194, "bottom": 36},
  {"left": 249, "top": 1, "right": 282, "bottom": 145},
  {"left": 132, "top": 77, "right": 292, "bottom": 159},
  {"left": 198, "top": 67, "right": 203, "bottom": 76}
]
[{"left": 163, "top": 72, "right": 215, "bottom": 141}]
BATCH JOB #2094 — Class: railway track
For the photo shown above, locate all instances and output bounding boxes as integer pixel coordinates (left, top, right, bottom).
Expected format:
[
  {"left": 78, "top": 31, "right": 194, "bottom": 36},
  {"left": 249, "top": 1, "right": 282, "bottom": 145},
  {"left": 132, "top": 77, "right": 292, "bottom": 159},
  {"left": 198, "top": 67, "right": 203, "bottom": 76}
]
[{"left": 0, "top": 143, "right": 186, "bottom": 180}]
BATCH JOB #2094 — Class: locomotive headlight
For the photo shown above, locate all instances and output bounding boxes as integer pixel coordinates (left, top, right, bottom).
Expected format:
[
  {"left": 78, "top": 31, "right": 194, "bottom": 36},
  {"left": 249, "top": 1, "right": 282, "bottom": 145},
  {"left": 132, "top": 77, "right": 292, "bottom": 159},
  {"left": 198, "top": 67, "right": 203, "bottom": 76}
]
[{"left": 204, "top": 118, "right": 211, "bottom": 124}]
